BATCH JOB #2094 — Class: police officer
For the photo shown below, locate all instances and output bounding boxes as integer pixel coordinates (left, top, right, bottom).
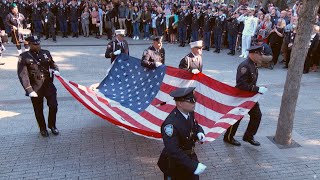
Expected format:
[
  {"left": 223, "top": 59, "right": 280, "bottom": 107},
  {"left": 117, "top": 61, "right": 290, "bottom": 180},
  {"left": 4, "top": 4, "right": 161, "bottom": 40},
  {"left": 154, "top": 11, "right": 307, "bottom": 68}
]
[
  {"left": 223, "top": 45, "right": 268, "bottom": 146},
  {"left": 0, "top": 0, "right": 11, "bottom": 35},
  {"left": 157, "top": 87, "right": 206, "bottom": 180},
  {"left": 57, "top": 1, "right": 68, "bottom": 38},
  {"left": 42, "top": 6, "right": 56, "bottom": 42},
  {"left": 213, "top": 9, "right": 226, "bottom": 53},
  {"left": 17, "top": 35, "right": 60, "bottom": 137},
  {"left": 68, "top": 0, "right": 80, "bottom": 38},
  {"left": 177, "top": 4, "right": 189, "bottom": 47},
  {"left": 141, "top": 36, "right": 165, "bottom": 70},
  {"left": 179, "top": 40, "right": 203, "bottom": 74},
  {"left": 191, "top": 7, "right": 201, "bottom": 42},
  {"left": 202, "top": 8, "right": 214, "bottom": 51},
  {"left": 105, "top": 29, "right": 129, "bottom": 63},
  {"left": 226, "top": 13, "right": 239, "bottom": 56},
  {"left": 30, "top": 1, "right": 43, "bottom": 37}
]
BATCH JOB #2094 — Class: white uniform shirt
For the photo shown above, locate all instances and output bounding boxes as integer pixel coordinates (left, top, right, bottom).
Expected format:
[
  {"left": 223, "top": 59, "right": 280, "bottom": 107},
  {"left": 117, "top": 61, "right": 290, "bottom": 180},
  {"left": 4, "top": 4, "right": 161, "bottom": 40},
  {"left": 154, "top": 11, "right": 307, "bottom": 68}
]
[{"left": 237, "top": 15, "right": 258, "bottom": 36}]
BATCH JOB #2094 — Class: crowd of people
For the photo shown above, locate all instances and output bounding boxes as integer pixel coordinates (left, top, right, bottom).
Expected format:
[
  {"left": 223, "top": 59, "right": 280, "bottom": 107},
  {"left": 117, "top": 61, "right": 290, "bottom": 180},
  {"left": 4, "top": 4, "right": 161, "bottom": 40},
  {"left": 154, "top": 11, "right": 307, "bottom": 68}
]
[{"left": 0, "top": 0, "right": 319, "bottom": 71}]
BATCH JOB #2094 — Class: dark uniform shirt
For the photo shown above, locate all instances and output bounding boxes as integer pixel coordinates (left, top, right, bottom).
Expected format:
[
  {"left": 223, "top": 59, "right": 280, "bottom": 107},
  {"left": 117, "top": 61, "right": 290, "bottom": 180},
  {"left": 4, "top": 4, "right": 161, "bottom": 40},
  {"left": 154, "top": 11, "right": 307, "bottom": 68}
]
[
  {"left": 178, "top": 10, "right": 189, "bottom": 28},
  {"left": 141, "top": 46, "right": 165, "bottom": 70},
  {"left": 157, "top": 107, "right": 204, "bottom": 176},
  {"left": 191, "top": 12, "right": 201, "bottom": 31},
  {"left": 17, "top": 49, "right": 59, "bottom": 96},
  {"left": 57, "top": 5, "right": 68, "bottom": 21},
  {"left": 42, "top": 11, "right": 55, "bottom": 25},
  {"left": 31, "top": 4, "right": 42, "bottom": 21},
  {"left": 236, "top": 58, "right": 259, "bottom": 92},
  {"left": 179, "top": 52, "right": 203, "bottom": 72},
  {"left": 68, "top": 4, "right": 79, "bottom": 22},
  {"left": 203, "top": 13, "right": 213, "bottom": 32},
  {"left": 226, "top": 17, "right": 239, "bottom": 36},
  {"left": 105, "top": 38, "right": 129, "bottom": 63}
]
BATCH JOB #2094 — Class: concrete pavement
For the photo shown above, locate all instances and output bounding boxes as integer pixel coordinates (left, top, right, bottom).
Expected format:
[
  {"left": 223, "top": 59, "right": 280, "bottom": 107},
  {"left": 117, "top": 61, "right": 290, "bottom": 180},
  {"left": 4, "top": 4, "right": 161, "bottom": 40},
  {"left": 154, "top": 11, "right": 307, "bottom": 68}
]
[{"left": 0, "top": 36, "right": 320, "bottom": 180}]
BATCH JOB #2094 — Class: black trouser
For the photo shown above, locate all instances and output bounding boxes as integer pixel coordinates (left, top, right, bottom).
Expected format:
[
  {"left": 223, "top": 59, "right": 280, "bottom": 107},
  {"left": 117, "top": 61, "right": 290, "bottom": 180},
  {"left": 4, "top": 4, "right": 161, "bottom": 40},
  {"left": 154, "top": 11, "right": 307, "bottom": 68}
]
[
  {"left": 30, "top": 83, "right": 58, "bottom": 131},
  {"left": 44, "top": 23, "right": 56, "bottom": 41},
  {"left": 163, "top": 153, "right": 199, "bottom": 180},
  {"left": 286, "top": 48, "right": 292, "bottom": 67},
  {"left": 270, "top": 42, "right": 282, "bottom": 64},
  {"left": 224, "top": 103, "right": 262, "bottom": 140}
]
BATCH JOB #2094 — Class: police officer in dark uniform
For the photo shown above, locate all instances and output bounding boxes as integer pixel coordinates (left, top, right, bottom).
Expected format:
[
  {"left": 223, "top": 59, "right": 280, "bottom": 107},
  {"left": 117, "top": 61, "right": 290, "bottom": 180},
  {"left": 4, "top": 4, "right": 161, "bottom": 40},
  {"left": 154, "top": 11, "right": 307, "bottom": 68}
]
[
  {"left": 202, "top": 8, "right": 214, "bottom": 51},
  {"left": 30, "top": 2, "right": 43, "bottom": 36},
  {"left": 57, "top": 1, "right": 68, "bottom": 38},
  {"left": 177, "top": 4, "right": 189, "bottom": 47},
  {"left": 68, "top": 0, "right": 80, "bottom": 38},
  {"left": 141, "top": 36, "right": 165, "bottom": 70},
  {"left": 105, "top": 29, "right": 129, "bottom": 63},
  {"left": 0, "top": 0, "right": 11, "bottom": 34},
  {"left": 17, "top": 35, "right": 60, "bottom": 137},
  {"left": 226, "top": 13, "right": 239, "bottom": 55},
  {"left": 191, "top": 7, "right": 201, "bottom": 42},
  {"left": 157, "top": 87, "right": 206, "bottom": 180},
  {"left": 213, "top": 9, "right": 226, "bottom": 53},
  {"left": 223, "top": 45, "right": 268, "bottom": 146},
  {"left": 179, "top": 40, "right": 203, "bottom": 74},
  {"left": 42, "top": 6, "right": 56, "bottom": 42}
]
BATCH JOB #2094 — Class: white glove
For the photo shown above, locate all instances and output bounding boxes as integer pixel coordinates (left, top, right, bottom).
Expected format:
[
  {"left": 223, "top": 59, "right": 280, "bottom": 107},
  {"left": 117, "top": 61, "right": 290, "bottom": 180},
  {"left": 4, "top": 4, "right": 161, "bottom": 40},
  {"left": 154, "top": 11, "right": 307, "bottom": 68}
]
[
  {"left": 197, "top": 132, "right": 206, "bottom": 142},
  {"left": 53, "top": 70, "right": 60, "bottom": 76},
  {"left": 27, "top": 23, "right": 31, "bottom": 28},
  {"left": 29, "top": 91, "right": 38, "bottom": 97},
  {"left": 155, "top": 62, "right": 162, "bottom": 67},
  {"left": 194, "top": 163, "right": 207, "bottom": 175},
  {"left": 113, "top": 49, "right": 121, "bottom": 55},
  {"left": 191, "top": 69, "right": 200, "bottom": 74},
  {"left": 258, "top": 86, "right": 268, "bottom": 94}
]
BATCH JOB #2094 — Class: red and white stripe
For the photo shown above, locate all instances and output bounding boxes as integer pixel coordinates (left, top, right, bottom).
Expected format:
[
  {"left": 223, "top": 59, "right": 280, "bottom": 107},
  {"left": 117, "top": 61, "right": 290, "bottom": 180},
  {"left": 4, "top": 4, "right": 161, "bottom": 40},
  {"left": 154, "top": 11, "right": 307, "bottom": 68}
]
[{"left": 56, "top": 66, "right": 261, "bottom": 142}]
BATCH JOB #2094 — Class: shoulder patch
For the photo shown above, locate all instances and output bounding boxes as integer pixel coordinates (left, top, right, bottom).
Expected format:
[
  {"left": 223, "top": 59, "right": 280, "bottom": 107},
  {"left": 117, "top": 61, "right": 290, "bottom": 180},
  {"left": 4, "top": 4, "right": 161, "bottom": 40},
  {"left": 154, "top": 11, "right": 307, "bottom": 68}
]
[
  {"left": 240, "top": 67, "right": 247, "bottom": 74},
  {"left": 164, "top": 124, "right": 173, "bottom": 137}
]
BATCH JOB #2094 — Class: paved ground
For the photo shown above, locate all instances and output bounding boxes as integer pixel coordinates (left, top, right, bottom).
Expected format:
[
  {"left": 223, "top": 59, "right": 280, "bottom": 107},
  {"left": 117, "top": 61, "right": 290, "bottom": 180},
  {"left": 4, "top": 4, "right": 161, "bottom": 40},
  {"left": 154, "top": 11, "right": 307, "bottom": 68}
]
[{"left": 0, "top": 36, "right": 320, "bottom": 180}]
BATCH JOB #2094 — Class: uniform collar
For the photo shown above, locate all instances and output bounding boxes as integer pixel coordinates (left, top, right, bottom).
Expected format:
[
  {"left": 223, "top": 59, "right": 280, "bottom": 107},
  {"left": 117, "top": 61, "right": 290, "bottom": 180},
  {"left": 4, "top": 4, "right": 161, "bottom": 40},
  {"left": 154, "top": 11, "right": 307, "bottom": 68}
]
[{"left": 177, "top": 108, "right": 189, "bottom": 120}]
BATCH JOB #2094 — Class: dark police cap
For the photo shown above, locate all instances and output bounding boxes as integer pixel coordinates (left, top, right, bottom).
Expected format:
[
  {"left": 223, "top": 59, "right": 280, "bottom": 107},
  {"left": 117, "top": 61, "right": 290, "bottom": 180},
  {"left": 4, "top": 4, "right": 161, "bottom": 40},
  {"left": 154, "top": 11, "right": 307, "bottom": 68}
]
[
  {"left": 247, "top": 45, "right": 263, "bottom": 53},
  {"left": 153, "top": 36, "right": 163, "bottom": 42},
  {"left": 10, "top": 3, "right": 17, "bottom": 9},
  {"left": 25, "top": 36, "right": 41, "bottom": 45},
  {"left": 170, "top": 87, "right": 196, "bottom": 101}
]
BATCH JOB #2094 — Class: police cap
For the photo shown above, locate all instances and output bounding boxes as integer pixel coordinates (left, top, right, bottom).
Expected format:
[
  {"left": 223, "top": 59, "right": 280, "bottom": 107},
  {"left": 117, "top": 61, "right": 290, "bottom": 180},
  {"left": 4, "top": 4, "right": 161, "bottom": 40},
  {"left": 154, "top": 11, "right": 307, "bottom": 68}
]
[
  {"left": 170, "top": 87, "right": 196, "bottom": 102},
  {"left": 247, "top": 45, "right": 263, "bottom": 53},
  {"left": 25, "top": 36, "right": 41, "bottom": 45}
]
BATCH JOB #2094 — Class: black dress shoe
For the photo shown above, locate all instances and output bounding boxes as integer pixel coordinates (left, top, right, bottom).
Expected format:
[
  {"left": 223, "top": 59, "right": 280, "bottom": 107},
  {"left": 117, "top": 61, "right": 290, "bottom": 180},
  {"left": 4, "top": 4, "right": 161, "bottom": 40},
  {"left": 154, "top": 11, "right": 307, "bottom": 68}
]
[
  {"left": 243, "top": 137, "right": 260, "bottom": 146},
  {"left": 50, "top": 128, "right": 59, "bottom": 135},
  {"left": 0, "top": 62, "right": 5, "bottom": 65},
  {"left": 40, "top": 130, "right": 49, "bottom": 137},
  {"left": 223, "top": 137, "right": 241, "bottom": 146}
]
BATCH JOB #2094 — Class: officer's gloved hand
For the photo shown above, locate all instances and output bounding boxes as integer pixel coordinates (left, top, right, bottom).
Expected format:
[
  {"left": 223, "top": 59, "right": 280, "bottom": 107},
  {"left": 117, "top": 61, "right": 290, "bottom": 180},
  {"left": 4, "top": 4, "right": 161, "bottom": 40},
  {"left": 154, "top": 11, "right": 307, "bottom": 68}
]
[
  {"left": 155, "top": 62, "right": 162, "bottom": 67},
  {"left": 113, "top": 50, "right": 121, "bottom": 55},
  {"left": 197, "top": 132, "right": 206, "bottom": 142},
  {"left": 29, "top": 91, "right": 38, "bottom": 97},
  {"left": 191, "top": 69, "right": 200, "bottom": 74},
  {"left": 53, "top": 70, "right": 60, "bottom": 76},
  {"left": 258, "top": 86, "right": 268, "bottom": 94},
  {"left": 194, "top": 163, "right": 207, "bottom": 175}
]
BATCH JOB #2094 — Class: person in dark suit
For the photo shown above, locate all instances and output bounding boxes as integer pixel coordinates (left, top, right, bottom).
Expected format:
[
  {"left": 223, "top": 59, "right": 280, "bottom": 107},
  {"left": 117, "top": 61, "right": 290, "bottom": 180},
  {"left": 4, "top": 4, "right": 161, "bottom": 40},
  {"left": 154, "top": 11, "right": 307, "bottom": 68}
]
[
  {"left": 42, "top": 6, "right": 56, "bottom": 42},
  {"left": 158, "top": 87, "right": 206, "bottom": 180},
  {"left": 17, "top": 36, "right": 60, "bottom": 137},
  {"left": 141, "top": 36, "right": 165, "bottom": 70},
  {"left": 105, "top": 29, "right": 129, "bottom": 63},
  {"left": 223, "top": 45, "right": 268, "bottom": 146},
  {"left": 179, "top": 40, "right": 203, "bottom": 74}
]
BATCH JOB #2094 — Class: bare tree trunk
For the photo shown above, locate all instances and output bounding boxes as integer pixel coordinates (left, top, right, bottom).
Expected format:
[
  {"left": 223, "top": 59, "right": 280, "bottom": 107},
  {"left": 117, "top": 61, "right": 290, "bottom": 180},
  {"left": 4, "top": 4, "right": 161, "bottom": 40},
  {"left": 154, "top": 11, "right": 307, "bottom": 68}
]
[{"left": 274, "top": 0, "right": 320, "bottom": 145}]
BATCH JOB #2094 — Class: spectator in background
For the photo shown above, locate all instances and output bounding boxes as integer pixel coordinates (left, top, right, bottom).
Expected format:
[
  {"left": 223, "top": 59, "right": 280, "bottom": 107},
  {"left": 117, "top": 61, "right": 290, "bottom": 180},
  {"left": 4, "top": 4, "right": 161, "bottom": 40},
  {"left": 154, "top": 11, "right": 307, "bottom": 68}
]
[
  {"left": 81, "top": 6, "right": 90, "bottom": 37},
  {"left": 268, "top": 18, "right": 285, "bottom": 65},
  {"left": 141, "top": 6, "right": 151, "bottom": 40},
  {"left": 118, "top": 1, "right": 128, "bottom": 35},
  {"left": 256, "top": 14, "right": 272, "bottom": 41},
  {"left": 131, "top": 6, "right": 141, "bottom": 40},
  {"left": 168, "top": 8, "right": 178, "bottom": 44},
  {"left": 91, "top": 5, "right": 101, "bottom": 39}
]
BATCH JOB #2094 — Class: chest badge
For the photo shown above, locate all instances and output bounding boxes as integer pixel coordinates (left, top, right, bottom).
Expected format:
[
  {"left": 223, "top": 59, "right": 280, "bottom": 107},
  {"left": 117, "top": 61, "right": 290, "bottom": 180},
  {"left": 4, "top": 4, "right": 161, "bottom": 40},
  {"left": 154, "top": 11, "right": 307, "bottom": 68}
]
[{"left": 240, "top": 67, "right": 247, "bottom": 74}]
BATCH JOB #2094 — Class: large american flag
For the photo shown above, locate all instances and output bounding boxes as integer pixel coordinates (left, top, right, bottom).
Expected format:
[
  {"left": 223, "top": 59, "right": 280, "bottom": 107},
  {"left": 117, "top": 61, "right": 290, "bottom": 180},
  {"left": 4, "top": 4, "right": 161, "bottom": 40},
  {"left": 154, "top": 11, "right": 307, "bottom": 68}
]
[{"left": 56, "top": 54, "right": 261, "bottom": 142}]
